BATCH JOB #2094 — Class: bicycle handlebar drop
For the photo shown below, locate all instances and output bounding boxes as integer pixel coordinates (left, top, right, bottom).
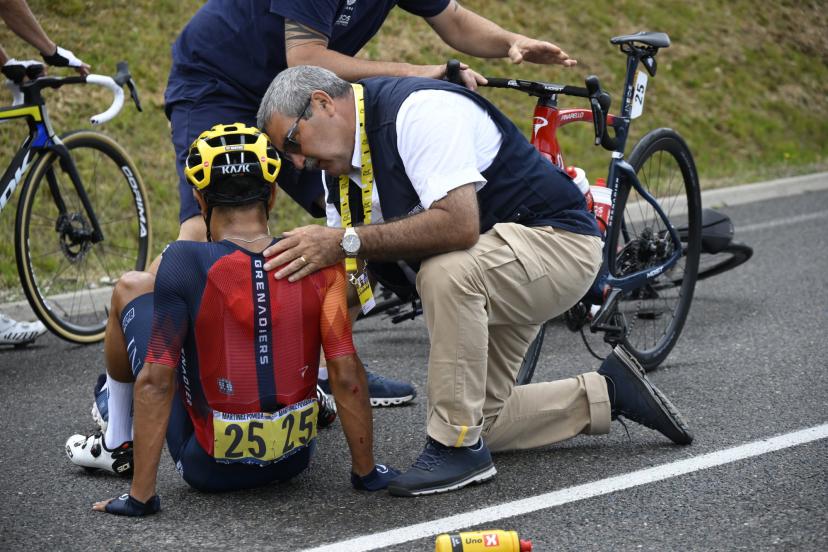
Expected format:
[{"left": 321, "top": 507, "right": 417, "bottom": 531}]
[{"left": 86, "top": 75, "right": 124, "bottom": 125}]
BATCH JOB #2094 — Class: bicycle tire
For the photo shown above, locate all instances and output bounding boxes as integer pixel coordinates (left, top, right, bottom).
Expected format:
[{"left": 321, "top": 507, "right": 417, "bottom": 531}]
[
  {"left": 608, "top": 128, "right": 702, "bottom": 371},
  {"left": 697, "top": 242, "right": 753, "bottom": 281},
  {"left": 515, "top": 323, "right": 546, "bottom": 385},
  {"left": 14, "top": 130, "right": 151, "bottom": 344}
]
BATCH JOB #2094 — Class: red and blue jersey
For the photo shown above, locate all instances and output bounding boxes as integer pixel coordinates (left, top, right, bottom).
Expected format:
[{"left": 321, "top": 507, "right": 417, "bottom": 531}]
[{"left": 145, "top": 239, "right": 354, "bottom": 456}]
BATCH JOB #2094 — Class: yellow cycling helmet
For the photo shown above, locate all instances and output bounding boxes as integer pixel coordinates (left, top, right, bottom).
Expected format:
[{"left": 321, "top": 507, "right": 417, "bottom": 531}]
[{"left": 184, "top": 122, "right": 281, "bottom": 190}]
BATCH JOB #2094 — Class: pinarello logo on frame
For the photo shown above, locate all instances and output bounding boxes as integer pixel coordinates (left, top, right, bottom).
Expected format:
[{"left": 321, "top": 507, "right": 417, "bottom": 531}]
[
  {"left": 560, "top": 111, "right": 585, "bottom": 121},
  {"left": 533, "top": 116, "right": 548, "bottom": 138}
]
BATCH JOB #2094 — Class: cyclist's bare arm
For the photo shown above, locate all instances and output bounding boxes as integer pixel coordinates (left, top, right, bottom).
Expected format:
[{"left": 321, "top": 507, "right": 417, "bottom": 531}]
[
  {"left": 326, "top": 353, "right": 376, "bottom": 477},
  {"left": 92, "top": 362, "right": 174, "bottom": 510},
  {"left": 0, "top": 0, "right": 54, "bottom": 57},
  {"left": 0, "top": 0, "right": 90, "bottom": 75},
  {"left": 425, "top": 0, "right": 576, "bottom": 67}
]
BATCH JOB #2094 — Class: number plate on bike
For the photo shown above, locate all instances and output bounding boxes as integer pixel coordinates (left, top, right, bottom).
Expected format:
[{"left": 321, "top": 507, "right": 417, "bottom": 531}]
[
  {"left": 630, "top": 70, "right": 648, "bottom": 119},
  {"left": 212, "top": 399, "right": 318, "bottom": 464}
]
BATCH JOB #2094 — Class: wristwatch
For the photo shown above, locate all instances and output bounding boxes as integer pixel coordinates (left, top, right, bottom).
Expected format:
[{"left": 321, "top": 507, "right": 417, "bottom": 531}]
[{"left": 341, "top": 227, "right": 361, "bottom": 257}]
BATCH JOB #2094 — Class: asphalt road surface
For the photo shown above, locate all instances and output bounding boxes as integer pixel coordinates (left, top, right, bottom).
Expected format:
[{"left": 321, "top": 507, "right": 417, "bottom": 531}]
[{"left": 1, "top": 187, "right": 826, "bottom": 551}]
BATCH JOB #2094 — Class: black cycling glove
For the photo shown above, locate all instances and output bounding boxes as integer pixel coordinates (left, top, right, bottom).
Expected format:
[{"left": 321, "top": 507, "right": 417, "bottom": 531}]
[
  {"left": 41, "top": 45, "right": 85, "bottom": 69},
  {"left": 350, "top": 464, "right": 400, "bottom": 491},
  {"left": 104, "top": 493, "right": 161, "bottom": 517}
]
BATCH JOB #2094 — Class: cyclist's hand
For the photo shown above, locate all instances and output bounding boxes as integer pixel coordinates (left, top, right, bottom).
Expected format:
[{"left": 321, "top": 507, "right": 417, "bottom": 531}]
[
  {"left": 351, "top": 464, "right": 401, "bottom": 491},
  {"left": 41, "top": 45, "right": 91, "bottom": 76},
  {"left": 509, "top": 37, "right": 577, "bottom": 67},
  {"left": 93, "top": 493, "right": 161, "bottom": 517}
]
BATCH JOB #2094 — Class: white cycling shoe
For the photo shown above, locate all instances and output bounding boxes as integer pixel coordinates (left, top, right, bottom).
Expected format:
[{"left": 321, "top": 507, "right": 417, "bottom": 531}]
[
  {"left": 65, "top": 432, "right": 133, "bottom": 476},
  {"left": 0, "top": 314, "right": 47, "bottom": 347}
]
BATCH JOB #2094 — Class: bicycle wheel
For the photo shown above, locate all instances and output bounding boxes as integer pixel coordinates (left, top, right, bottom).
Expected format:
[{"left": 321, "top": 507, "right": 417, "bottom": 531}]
[
  {"left": 697, "top": 242, "right": 753, "bottom": 281},
  {"left": 14, "top": 130, "right": 151, "bottom": 343},
  {"left": 515, "top": 323, "right": 546, "bottom": 385},
  {"left": 608, "top": 128, "right": 701, "bottom": 371}
]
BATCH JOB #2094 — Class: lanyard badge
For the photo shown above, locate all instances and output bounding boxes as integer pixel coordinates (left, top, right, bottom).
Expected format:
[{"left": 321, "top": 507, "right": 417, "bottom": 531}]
[{"left": 339, "top": 83, "right": 375, "bottom": 314}]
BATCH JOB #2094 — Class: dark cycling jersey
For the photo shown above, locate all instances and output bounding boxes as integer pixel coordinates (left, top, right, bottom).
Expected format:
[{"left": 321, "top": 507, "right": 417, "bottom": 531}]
[{"left": 144, "top": 239, "right": 354, "bottom": 459}]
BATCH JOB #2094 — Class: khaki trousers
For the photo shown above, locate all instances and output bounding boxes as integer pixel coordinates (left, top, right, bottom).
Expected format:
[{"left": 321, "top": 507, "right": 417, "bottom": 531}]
[{"left": 416, "top": 223, "right": 610, "bottom": 452}]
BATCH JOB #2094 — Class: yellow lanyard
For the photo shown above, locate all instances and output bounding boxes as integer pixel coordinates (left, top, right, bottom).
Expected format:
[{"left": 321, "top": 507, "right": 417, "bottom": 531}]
[{"left": 339, "top": 84, "right": 375, "bottom": 313}]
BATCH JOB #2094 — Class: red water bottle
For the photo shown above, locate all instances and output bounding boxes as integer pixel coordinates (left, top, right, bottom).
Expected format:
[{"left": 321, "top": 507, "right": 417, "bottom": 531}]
[{"left": 590, "top": 177, "right": 611, "bottom": 236}]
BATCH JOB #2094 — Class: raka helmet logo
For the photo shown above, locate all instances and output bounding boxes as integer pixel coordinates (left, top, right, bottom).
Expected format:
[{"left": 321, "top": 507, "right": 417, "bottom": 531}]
[{"left": 220, "top": 163, "right": 254, "bottom": 175}]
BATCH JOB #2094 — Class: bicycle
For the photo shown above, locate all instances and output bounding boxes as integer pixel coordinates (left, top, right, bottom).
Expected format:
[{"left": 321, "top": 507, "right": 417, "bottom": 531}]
[
  {"left": 0, "top": 61, "right": 150, "bottom": 344},
  {"left": 363, "top": 31, "right": 707, "bottom": 378}
]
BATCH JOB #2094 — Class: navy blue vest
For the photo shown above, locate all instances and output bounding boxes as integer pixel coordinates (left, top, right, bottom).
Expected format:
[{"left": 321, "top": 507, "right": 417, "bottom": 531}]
[{"left": 326, "top": 77, "right": 600, "bottom": 238}]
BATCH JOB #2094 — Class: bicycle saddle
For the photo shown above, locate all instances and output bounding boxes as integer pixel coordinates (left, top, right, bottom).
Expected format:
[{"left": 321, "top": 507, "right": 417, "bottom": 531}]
[{"left": 610, "top": 32, "right": 670, "bottom": 49}]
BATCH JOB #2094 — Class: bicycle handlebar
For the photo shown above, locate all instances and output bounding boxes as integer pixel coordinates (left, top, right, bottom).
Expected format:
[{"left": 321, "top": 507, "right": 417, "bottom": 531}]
[
  {"left": 4, "top": 61, "right": 141, "bottom": 124},
  {"left": 483, "top": 76, "right": 590, "bottom": 99},
  {"left": 447, "top": 59, "right": 619, "bottom": 151}
]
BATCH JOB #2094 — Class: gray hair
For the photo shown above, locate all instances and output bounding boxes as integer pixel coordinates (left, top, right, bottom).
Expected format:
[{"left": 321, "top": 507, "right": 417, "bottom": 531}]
[{"left": 256, "top": 65, "right": 352, "bottom": 130}]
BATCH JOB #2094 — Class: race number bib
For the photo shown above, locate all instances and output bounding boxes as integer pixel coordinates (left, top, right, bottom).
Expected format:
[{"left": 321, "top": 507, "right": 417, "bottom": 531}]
[
  {"left": 630, "top": 69, "right": 648, "bottom": 119},
  {"left": 212, "top": 399, "right": 318, "bottom": 465}
]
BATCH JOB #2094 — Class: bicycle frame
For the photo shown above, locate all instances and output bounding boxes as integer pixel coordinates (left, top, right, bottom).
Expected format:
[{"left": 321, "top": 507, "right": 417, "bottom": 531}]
[
  {"left": 0, "top": 87, "right": 105, "bottom": 242},
  {"left": 526, "top": 52, "right": 683, "bottom": 302}
]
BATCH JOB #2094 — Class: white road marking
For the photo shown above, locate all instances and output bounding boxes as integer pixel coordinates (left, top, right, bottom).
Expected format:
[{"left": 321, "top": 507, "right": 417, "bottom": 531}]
[
  {"left": 301, "top": 424, "right": 828, "bottom": 552},
  {"left": 738, "top": 210, "right": 827, "bottom": 233}
]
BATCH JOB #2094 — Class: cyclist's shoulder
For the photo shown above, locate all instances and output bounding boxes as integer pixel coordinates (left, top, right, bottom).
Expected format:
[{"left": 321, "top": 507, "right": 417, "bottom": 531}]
[{"left": 158, "top": 240, "right": 231, "bottom": 269}]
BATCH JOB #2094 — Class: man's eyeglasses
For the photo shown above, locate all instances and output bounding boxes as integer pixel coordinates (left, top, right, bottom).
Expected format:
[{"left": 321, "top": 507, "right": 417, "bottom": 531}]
[{"left": 282, "top": 97, "right": 311, "bottom": 155}]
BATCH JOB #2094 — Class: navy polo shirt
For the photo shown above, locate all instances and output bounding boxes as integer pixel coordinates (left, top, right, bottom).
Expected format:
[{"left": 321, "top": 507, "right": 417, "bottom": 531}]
[{"left": 165, "top": 0, "right": 450, "bottom": 108}]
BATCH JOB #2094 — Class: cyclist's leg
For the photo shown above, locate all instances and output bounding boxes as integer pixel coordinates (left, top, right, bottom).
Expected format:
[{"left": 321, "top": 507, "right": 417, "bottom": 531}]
[
  {"left": 102, "top": 273, "right": 154, "bottom": 448},
  {"left": 66, "top": 274, "right": 153, "bottom": 473}
]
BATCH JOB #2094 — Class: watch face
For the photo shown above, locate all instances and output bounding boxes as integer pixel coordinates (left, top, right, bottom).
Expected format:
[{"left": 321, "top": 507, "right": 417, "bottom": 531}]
[{"left": 342, "top": 233, "right": 360, "bottom": 255}]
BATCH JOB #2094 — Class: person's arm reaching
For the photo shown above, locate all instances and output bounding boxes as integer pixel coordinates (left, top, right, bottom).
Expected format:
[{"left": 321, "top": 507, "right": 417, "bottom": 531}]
[
  {"left": 265, "top": 183, "right": 480, "bottom": 282},
  {"left": 425, "top": 0, "right": 576, "bottom": 67},
  {"left": 0, "top": 0, "right": 90, "bottom": 75},
  {"left": 284, "top": 18, "right": 462, "bottom": 83}
]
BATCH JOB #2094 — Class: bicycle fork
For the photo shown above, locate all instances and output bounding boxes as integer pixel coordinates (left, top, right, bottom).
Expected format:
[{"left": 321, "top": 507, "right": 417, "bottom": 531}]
[{"left": 47, "top": 141, "right": 105, "bottom": 246}]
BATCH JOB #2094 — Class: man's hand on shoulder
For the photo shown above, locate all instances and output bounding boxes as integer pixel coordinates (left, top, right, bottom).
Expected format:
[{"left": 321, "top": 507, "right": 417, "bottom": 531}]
[
  {"left": 509, "top": 37, "right": 577, "bottom": 67},
  {"left": 263, "top": 225, "right": 344, "bottom": 282}
]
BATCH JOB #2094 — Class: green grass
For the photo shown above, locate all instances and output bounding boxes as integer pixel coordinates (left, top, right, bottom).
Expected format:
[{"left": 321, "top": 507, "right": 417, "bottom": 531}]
[{"left": 1, "top": 0, "right": 827, "bottom": 296}]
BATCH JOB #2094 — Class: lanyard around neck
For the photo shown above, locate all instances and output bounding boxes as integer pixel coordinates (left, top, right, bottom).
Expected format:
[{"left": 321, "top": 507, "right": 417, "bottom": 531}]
[{"left": 339, "top": 83, "right": 373, "bottom": 273}]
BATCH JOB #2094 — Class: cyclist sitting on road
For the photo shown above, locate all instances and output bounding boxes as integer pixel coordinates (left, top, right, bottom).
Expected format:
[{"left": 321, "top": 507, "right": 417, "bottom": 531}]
[
  {"left": 65, "top": 123, "right": 398, "bottom": 516},
  {"left": 0, "top": 0, "right": 89, "bottom": 347},
  {"left": 257, "top": 66, "right": 694, "bottom": 497}
]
